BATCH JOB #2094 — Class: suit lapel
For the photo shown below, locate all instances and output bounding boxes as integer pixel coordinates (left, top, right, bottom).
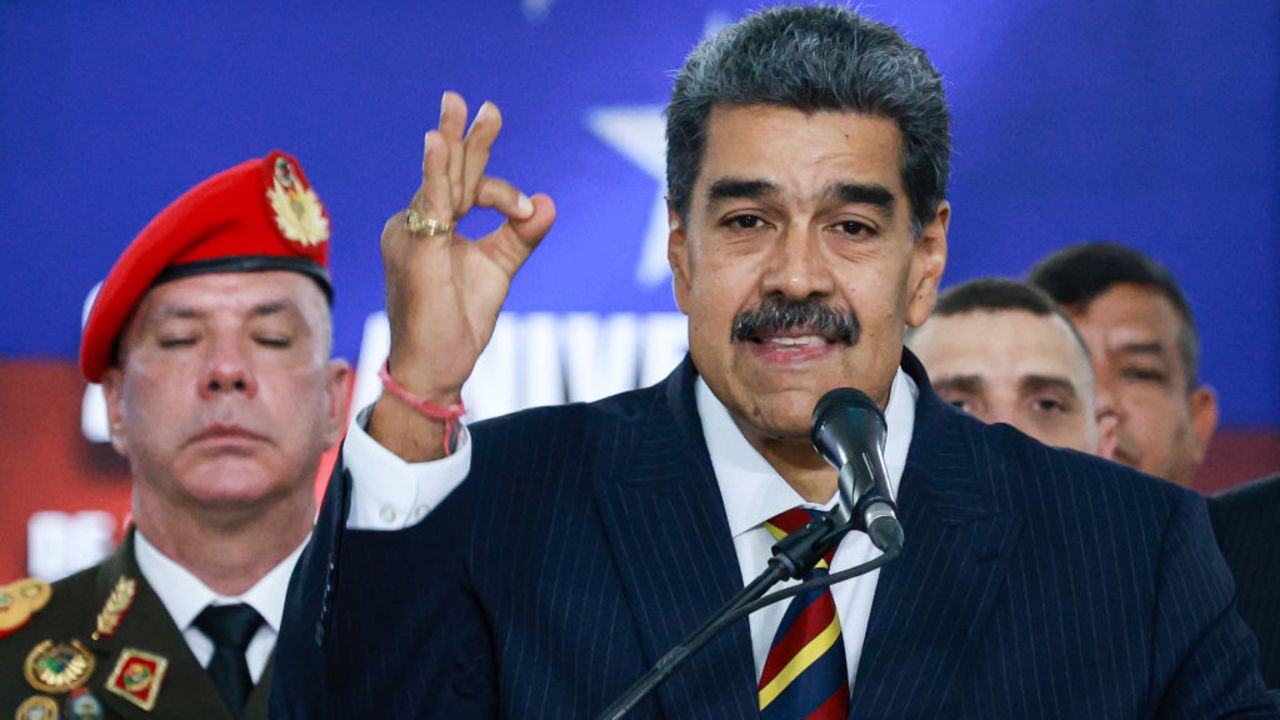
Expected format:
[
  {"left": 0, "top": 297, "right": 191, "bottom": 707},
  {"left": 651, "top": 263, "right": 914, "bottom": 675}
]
[
  {"left": 87, "top": 529, "right": 234, "bottom": 720},
  {"left": 850, "top": 352, "right": 1023, "bottom": 717},
  {"left": 593, "top": 357, "right": 758, "bottom": 720}
]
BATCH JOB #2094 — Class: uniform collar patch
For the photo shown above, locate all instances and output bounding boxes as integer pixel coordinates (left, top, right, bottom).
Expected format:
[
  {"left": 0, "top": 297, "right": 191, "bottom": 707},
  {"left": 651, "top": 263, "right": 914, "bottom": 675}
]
[
  {"left": 104, "top": 648, "right": 168, "bottom": 712},
  {"left": 92, "top": 577, "right": 137, "bottom": 642}
]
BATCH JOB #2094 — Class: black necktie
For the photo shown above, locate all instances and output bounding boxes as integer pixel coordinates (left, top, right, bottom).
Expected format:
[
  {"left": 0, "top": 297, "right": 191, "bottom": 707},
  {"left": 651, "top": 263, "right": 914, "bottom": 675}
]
[{"left": 194, "top": 603, "right": 264, "bottom": 716}]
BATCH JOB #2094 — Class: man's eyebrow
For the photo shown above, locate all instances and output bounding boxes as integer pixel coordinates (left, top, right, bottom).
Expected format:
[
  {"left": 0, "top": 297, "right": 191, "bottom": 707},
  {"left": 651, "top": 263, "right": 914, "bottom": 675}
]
[
  {"left": 825, "top": 182, "right": 896, "bottom": 217},
  {"left": 1115, "top": 341, "right": 1167, "bottom": 357},
  {"left": 1020, "top": 374, "right": 1080, "bottom": 401},
  {"left": 706, "top": 178, "right": 779, "bottom": 203},
  {"left": 251, "top": 300, "right": 298, "bottom": 318},
  {"left": 150, "top": 305, "right": 203, "bottom": 321},
  {"left": 933, "top": 374, "right": 985, "bottom": 395},
  {"left": 148, "top": 299, "right": 301, "bottom": 324}
]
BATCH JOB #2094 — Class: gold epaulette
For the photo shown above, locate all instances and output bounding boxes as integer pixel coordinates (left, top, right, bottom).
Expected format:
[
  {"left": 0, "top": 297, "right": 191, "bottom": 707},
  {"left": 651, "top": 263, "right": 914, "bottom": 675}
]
[{"left": 0, "top": 578, "right": 52, "bottom": 638}]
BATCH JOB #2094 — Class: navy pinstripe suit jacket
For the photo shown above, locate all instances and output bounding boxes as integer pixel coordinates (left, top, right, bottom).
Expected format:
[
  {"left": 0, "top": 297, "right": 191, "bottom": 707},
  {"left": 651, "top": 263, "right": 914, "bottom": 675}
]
[{"left": 273, "top": 352, "right": 1276, "bottom": 719}]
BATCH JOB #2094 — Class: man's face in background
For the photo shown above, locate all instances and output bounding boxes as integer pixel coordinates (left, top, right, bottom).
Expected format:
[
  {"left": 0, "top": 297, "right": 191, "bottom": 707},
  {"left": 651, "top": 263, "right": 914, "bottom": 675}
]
[
  {"left": 910, "top": 308, "right": 1113, "bottom": 456},
  {"left": 1065, "top": 282, "right": 1217, "bottom": 486}
]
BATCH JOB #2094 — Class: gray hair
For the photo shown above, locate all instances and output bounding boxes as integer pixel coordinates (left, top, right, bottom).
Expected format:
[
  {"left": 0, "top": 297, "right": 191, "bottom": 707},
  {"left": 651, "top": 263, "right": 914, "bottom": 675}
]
[{"left": 666, "top": 5, "right": 951, "bottom": 235}]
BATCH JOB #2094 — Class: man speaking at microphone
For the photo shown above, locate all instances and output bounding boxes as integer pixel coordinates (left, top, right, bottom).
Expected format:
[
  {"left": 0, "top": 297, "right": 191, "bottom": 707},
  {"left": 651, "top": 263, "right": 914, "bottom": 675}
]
[{"left": 275, "top": 5, "right": 1274, "bottom": 718}]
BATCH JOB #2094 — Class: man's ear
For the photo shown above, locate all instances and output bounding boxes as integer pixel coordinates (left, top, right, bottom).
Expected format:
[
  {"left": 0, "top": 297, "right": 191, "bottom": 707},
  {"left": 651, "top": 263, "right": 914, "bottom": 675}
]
[
  {"left": 667, "top": 202, "right": 692, "bottom": 315},
  {"left": 905, "top": 201, "right": 949, "bottom": 329},
  {"left": 323, "top": 359, "right": 353, "bottom": 449},
  {"left": 1188, "top": 384, "right": 1219, "bottom": 465},
  {"left": 101, "top": 368, "right": 129, "bottom": 457}
]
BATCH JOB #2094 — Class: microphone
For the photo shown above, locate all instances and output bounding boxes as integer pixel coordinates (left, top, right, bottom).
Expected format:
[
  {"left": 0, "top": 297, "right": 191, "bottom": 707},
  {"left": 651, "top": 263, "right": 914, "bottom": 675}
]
[{"left": 811, "top": 387, "right": 904, "bottom": 553}]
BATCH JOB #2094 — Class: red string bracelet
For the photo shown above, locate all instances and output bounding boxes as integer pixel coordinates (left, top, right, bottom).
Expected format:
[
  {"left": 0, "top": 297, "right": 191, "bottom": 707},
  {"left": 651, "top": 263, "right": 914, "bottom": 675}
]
[{"left": 377, "top": 360, "right": 466, "bottom": 457}]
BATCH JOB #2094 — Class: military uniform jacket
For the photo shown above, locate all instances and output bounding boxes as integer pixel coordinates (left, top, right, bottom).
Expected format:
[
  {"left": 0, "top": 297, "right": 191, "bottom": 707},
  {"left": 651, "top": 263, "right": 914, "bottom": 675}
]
[{"left": 0, "top": 528, "right": 273, "bottom": 719}]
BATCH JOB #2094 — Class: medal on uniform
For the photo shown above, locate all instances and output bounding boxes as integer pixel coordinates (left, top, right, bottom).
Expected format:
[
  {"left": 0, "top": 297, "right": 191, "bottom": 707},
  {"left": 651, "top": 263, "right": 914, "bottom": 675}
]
[
  {"left": 0, "top": 579, "right": 52, "bottom": 638},
  {"left": 14, "top": 694, "right": 59, "bottom": 720},
  {"left": 23, "top": 640, "right": 94, "bottom": 694},
  {"left": 92, "top": 576, "right": 136, "bottom": 641},
  {"left": 62, "top": 689, "right": 103, "bottom": 720},
  {"left": 104, "top": 648, "right": 167, "bottom": 711}
]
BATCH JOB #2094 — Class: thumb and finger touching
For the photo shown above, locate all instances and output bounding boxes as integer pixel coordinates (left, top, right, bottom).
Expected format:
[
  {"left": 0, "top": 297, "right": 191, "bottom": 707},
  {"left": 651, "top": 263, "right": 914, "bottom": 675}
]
[{"left": 399, "top": 93, "right": 556, "bottom": 289}]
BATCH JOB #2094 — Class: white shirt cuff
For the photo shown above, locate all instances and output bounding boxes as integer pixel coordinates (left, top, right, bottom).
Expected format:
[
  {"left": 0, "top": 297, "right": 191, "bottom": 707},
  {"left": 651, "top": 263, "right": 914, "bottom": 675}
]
[{"left": 343, "top": 403, "right": 471, "bottom": 530}]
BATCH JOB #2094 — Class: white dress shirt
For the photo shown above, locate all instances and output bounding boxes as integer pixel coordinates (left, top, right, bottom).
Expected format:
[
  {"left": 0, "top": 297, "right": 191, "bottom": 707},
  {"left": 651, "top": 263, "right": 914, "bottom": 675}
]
[
  {"left": 133, "top": 530, "right": 307, "bottom": 683},
  {"left": 342, "top": 369, "right": 917, "bottom": 686},
  {"left": 696, "top": 369, "right": 916, "bottom": 686},
  {"left": 343, "top": 405, "right": 472, "bottom": 530}
]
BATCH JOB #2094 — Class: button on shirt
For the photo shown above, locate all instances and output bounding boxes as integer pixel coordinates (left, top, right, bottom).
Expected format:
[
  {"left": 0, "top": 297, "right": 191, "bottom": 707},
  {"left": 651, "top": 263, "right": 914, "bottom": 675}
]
[
  {"left": 697, "top": 369, "right": 916, "bottom": 686},
  {"left": 342, "top": 368, "right": 917, "bottom": 687},
  {"left": 133, "top": 531, "right": 306, "bottom": 683}
]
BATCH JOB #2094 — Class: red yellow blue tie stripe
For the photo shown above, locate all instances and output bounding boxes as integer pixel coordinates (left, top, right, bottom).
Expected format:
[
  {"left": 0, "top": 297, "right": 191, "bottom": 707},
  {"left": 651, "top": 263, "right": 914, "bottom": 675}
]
[{"left": 758, "top": 508, "right": 849, "bottom": 720}]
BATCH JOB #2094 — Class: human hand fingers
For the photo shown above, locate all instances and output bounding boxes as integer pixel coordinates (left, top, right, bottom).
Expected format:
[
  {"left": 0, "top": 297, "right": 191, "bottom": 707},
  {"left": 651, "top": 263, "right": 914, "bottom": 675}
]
[
  {"left": 439, "top": 91, "right": 468, "bottom": 211},
  {"left": 477, "top": 193, "right": 556, "bottom": 277},
  {"left": 473, "top": 175, "right": 534, "bottom": 221},
  {"left": 460, "top": 101, "right": 502, "bottom": 214},
  {"left": 401, "top": 130, "right": 454, "bottom": 243}
]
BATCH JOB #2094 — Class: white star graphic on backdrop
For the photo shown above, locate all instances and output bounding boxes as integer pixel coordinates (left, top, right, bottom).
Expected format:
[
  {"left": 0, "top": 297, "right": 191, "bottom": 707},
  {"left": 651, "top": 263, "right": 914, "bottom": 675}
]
[
  {"left": 586, "top": 105, "right": 669, "bottom": 286},
  {"left": 521, "top": 0, "right": 556, "bottom": 22},
  {"left": 586, "top": 12, "right": 732, "bottom": 288}
]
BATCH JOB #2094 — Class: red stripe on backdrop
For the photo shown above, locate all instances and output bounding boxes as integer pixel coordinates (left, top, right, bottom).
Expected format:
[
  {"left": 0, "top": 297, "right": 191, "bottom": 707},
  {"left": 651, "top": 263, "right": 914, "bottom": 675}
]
[
  {"left": 1198, "top": 431, "right": 1280, "bottom": 494},
  {"left": 0, "top": 360, "right": 1276, "bottom": 582},
  {"left": 0, "top": 360, "right": 345, "bottom": 583}
]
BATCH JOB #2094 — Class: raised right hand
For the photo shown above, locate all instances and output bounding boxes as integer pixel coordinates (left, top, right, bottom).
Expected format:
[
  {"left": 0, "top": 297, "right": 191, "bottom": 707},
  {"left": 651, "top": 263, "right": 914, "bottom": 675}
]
[{"left": 370, "top": 91, "right": 555, "bottom": 460}]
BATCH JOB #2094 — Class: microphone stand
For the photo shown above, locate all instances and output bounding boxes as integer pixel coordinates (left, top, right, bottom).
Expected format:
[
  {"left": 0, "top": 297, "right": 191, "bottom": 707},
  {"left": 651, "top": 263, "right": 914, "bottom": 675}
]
[{"left": 595, "top": 512, "right": 891, "bottom": 720}]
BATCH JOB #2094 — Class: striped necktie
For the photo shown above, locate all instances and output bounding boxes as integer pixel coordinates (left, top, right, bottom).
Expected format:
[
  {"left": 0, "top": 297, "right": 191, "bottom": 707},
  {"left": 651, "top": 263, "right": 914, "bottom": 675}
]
[{"left": 758, "top": 508, "right": 849, "bottom": 720}]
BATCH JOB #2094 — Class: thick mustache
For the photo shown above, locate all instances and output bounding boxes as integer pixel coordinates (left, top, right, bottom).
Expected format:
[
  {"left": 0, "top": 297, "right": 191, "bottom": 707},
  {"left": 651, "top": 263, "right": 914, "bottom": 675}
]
[{"left": 730, "top": 298, "right": 860, "bottom": 344}]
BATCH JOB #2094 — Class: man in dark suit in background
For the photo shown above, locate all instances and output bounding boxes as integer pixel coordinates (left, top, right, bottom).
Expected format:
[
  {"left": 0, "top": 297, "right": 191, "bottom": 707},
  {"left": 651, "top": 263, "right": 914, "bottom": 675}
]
[
  {"left": 1029, "top": 242, "right": 1278, "bottom": 691},
  {"left": 1210, "top": 473, "right": 1280, "bottom": 689},
  {"left": 275, "top": 6, "right": 1275, "bottom": 718}
]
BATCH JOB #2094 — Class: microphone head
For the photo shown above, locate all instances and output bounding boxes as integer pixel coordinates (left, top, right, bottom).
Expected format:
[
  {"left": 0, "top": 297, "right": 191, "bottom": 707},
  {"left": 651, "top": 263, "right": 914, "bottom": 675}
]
[{"left": 810, "top": 387, "right": 887, "bottom": 470}]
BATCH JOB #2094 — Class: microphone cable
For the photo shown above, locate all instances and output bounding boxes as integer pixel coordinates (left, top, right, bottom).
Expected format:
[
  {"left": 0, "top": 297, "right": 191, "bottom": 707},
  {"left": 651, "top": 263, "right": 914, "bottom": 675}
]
[{"left": 728, "top": 545, "right": 899, "bottom": 621}]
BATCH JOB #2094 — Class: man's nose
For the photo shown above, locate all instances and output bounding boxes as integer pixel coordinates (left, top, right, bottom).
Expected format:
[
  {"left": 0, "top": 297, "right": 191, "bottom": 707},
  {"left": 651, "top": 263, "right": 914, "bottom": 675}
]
[
  {"left": 198, "top": 338, "right": 258, "bottom": 399},
  {"left": 1094, "top": 381, "right": 1128, "bottom": 429},
  {"left": 987, "top": 402, "right": 1016, "bottom": 429},
  {"left": 760, "top": 225, "right": 836, "bottom": 299}
]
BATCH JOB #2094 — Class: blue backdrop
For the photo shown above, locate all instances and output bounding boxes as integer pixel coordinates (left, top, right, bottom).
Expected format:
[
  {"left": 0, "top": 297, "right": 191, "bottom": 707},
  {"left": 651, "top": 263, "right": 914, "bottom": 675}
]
[{"left": 2, "top": 1, "right": 1276, "bottom": 426}]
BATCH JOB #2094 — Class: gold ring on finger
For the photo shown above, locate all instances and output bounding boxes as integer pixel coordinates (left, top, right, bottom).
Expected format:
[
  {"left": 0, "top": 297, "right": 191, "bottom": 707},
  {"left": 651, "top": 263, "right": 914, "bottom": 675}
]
[{"left": 405, "top": 209, "right": 453, "bottom": 237}]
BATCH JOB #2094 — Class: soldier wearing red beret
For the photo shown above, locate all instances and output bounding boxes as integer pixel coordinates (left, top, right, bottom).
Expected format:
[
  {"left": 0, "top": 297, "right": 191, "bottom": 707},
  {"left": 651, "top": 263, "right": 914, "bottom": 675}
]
[{"left": 0, "top": 151, "right": 351, "bottom": 719}]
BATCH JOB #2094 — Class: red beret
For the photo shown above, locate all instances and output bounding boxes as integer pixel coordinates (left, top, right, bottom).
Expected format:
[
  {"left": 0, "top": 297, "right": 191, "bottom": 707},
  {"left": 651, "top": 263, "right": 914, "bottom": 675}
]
[{"left": 80, "top": 150, "right": 332, "bottom": 382}]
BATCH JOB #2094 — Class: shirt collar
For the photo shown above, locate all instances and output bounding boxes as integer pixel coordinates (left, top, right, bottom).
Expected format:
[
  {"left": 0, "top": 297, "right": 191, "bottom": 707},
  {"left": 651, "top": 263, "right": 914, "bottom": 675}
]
[
  {"left": 697, "top": 367, "right": 918, "bottom": 538},
  {"left": 133, "top": 529, "right": 309, "bottom": 633}
]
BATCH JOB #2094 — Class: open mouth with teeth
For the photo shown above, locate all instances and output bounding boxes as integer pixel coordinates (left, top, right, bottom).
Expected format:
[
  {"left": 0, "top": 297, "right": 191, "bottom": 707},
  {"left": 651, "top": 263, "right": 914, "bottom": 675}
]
[
  {"left": 756, "top": 333, "right": 832, "bottom": 346},
  {"left": 739, "top": 328, "right": 849, "bottom": 364}
]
